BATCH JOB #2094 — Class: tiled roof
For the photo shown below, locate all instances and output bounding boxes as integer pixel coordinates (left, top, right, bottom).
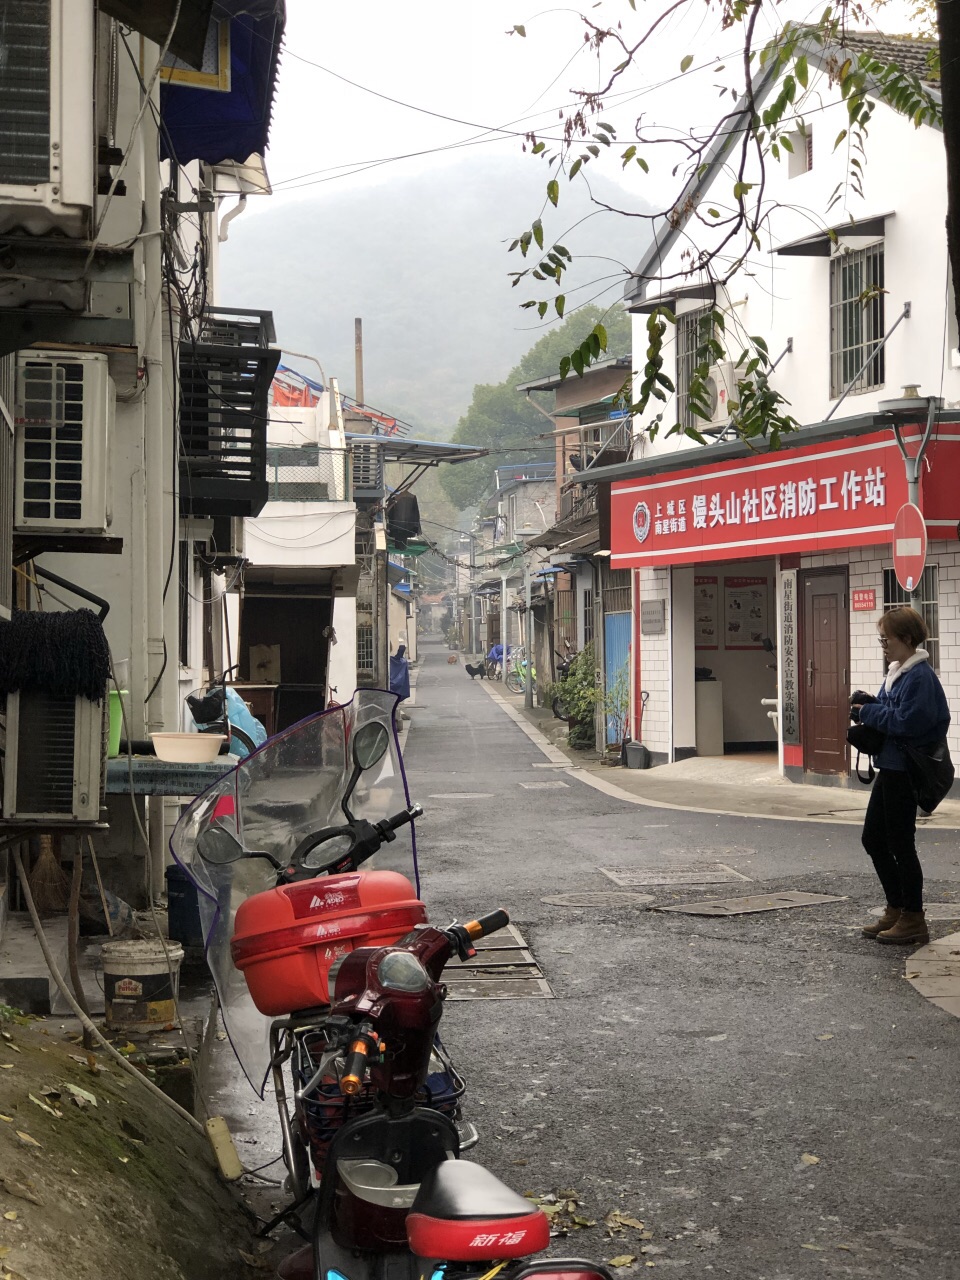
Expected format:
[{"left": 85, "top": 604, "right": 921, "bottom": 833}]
[{"left": 837, "top": 30, "right": 938, "bottom": 83}]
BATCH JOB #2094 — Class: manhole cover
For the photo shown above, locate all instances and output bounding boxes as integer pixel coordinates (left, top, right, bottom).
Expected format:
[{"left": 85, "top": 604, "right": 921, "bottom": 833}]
[
  {"left": 871, "top": 902, "right": 960, "bottom": 921},
  {"left": 658, "top": 891, "right": 848, "bottom": 916},
  {"left": 541, "top": 892, "right": 655, "bottom": 907},
  {"left": 600, "top": 863, "right": 752, "bottom": 887},
  {"left": 519, "top": 781, "right": 569, "bottom": 790}
]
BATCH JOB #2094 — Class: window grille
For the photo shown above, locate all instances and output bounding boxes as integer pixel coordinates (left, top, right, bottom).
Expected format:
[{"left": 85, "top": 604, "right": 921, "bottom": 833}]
[
  {"left": 583, "top": 588, "right": 594, "bottom": 647},
  {"left": 676, "top": 307, "right": 712, "bottom": 431},
  {"left": 830, "top": 244, "right": 885, "bottom": 399},
  {"left": 883, "top": 566, "right": 938, "bottom": 672},
  {"left": 602, "top": 567, "right": 631, "bottom": 614}
]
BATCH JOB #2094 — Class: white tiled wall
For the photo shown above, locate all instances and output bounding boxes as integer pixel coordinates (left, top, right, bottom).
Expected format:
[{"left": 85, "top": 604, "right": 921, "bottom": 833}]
[
  {"left": 800, "top": 540, "right": 960, "bottom": 759},
  {"left": 637, "top": 566, "right": 672, "bottom": 756}
]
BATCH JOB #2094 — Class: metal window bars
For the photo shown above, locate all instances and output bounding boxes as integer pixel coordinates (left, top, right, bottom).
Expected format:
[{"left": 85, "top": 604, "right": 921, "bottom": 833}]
[{"left": 829, "top": 244, "right": 885, "bottom": 400}]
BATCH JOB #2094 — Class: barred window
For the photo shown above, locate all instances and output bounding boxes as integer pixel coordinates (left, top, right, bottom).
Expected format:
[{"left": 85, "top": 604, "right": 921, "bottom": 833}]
[
  {"left": 883, "top": 566, "right": 938, "bottom": 672},
  {"left": 583, "top": 587, "right": 594, "bottom": 647},
  {"left": 830, "top": 244, "right": 884, "bottom": 399},
  {"left": 676, "top": 307, "right": 712, "bottom": 431}
]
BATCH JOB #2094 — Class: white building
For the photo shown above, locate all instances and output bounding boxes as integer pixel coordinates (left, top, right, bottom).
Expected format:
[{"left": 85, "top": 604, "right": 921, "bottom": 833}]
[{"left": 578, "top": 31, "right": 960, "bottom": 784}]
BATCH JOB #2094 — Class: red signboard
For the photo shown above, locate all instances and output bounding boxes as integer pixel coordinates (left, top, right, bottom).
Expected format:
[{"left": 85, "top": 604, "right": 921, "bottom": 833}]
[
  {"left": 852, "top": 588, "right": 876, "bottom": 611},
  {"left": 893, "top": 502, "right": 928, "bottom": 592},
  {"left": 610, "top": 430, "right": 960, "bottom": 569}
]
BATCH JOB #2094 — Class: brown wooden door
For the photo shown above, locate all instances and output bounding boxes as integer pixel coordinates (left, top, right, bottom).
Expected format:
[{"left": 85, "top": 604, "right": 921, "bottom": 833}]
[{"left": 800, "top": 570, "right": 849, "bottom": 775}]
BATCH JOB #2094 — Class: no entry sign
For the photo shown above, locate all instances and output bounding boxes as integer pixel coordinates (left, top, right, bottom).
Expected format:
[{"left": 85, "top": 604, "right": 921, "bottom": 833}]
[{"left": 893, "top": 502, "right": 927, "bottom": 592}]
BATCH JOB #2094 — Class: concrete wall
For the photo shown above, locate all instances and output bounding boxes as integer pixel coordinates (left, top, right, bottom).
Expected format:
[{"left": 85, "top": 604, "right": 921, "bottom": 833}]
[{"left": 636, "top": 566, "right": 672, "bottom": 757}]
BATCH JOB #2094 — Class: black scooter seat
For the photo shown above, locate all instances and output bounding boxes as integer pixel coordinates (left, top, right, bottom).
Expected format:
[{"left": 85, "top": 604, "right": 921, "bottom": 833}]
[{"left": 407, "top": 1162, "right": 550, "bottom": 1260}]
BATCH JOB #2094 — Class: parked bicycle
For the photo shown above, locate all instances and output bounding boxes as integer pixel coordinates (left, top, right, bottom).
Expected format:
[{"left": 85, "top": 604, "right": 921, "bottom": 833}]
[{"left": 505, "top": 646, "right": 536, "bottom": 695}]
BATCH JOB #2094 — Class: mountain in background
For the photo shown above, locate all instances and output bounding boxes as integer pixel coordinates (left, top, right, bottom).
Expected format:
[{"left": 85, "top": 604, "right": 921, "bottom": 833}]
[{"left": 219, "top": 156, "right": 650, "bottom": 436}]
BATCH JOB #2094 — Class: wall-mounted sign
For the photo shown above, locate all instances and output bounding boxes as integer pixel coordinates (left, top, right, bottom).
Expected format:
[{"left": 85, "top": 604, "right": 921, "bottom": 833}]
[
  {"left": 779, "top": 570, "right": 800, "bottom": 744},
  {"left": 852, "top": 588, "right": 877, "bottom": 611},
  {"left": 724, "top": 576, "right": 768, "bottom": 650},
  {"left": 640, "top": 599, "right": 666, "bottom": 635},
  {"left": 694, "top": 575, "right": 719, "bottom": 650},
  {"left": 607, "top": 429, "right": 960, "bottom": 568}
]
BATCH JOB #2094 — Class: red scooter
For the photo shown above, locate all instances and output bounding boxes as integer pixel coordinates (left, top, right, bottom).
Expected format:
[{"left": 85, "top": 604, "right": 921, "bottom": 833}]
[{"left": 173, "top": 694, "right": 614, "bottom": 1280}]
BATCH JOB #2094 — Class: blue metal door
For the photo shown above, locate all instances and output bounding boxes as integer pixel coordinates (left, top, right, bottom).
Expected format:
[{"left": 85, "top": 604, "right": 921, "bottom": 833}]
[{"left": 604, "top": 611, "right": 631, "bottom": 745}]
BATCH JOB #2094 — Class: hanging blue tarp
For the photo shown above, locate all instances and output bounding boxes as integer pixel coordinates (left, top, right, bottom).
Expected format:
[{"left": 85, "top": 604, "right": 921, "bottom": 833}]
[{"left": 160, "top": 2, "right": 285, "bottom": 166}]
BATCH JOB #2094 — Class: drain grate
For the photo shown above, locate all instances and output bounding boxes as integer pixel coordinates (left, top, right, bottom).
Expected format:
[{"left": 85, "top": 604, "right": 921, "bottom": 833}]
[
  {"left": 542, "top": 892, "right": 654, "bottom": 908},
  {"left": 600, "top": 863, "right": 752, "bottom": 887},
  {"left": 444, "top": 923, "right": 552, "bottom": 1001},
  {"left": 658, "top": 891, "right": 847, "bottom": 916}
]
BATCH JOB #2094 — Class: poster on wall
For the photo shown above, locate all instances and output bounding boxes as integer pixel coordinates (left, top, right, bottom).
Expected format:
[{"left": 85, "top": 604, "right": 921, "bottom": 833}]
[
  {"left": 694, "top": 575, "right": 719, "bottom": 649},
  {"left": 779, "top": 570, "right": 800, "bottom": 744},
  {"left": 724, "top": 576, "right": 768, "bottom": 649}
]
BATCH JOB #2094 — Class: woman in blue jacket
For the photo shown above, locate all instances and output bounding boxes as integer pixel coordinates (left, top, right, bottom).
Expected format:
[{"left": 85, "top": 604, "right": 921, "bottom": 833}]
[{"left": 850, "top": 607, "right": 950, "bottom": 946}]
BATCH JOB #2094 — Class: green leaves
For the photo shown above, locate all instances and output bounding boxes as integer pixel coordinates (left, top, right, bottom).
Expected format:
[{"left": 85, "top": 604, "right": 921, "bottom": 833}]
[
  {"left": 546, "top": 179, "right": 560, "bottom": 207},
  {"left": 559, "top": 324, "right": 610, "bottom": 381},
  {"left": 680, "top": 54, "right": 694, "bottom": 72}
]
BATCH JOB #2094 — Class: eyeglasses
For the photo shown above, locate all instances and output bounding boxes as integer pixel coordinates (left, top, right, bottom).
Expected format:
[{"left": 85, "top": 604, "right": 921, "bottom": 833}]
[{"left": 878, "top": 636, "right": 890, "bottom": 646}]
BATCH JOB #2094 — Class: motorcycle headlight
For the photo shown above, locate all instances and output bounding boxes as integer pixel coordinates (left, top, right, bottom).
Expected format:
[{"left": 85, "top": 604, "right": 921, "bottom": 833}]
[{"left": 377, "top": 951, "right": 430, "bottom": 993}]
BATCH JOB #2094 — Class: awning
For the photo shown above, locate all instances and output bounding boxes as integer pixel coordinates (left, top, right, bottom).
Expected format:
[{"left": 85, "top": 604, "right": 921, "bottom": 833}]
[
  {"left": 101, "top": 0, "right": 214, "bottom": 68},
  {"left": 344, "top": 434, "right": 487, "bottom": 465},
  {"left": 160, "top": 2, "right": 285, "bottom": 166},
  {"left": 628, "top": 282, "right": 718, "bottom": 315},
  {"left": 773, "top": 212, "right": 893, "bottom": 257}
]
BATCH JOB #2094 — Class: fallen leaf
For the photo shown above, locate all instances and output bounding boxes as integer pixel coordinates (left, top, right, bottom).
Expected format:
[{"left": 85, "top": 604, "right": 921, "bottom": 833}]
[
  {"left": 706, "top": 1034, "right": 727, "bottom": 1042},
  {"left": 0, "top": 1177, "right": 43, "bottom": 1206},
  {"left": 800, "top": 1243, "right": 824, "bottom": 1251},
  {"left": 15, "top": 1132, "right": 41, "bottom": 1148},
  {"left": 28, "top": 1094, "right": 61, "bottom": 1119},
  {"left": 0, "top": 1246, "right": 10, "bottom": 1258},
  {"left": 3, "top": 1212, "right": 17, "bottom": 1222},
  {"left": 62, "top": 1084, "right": 97, "bottom": 1108},
  {"left": 0, "top": 1065, "right": 13, "bottom": 1070},
  {"left": 800, "top": 1153, "right": 820, "bottom": 1166},
  {"left": 816, "top": 1034, "right": 834, "bottom": 1041},
  {"left": 0, "top": 1116, "right": 12, "bottom": 1124},
  {"left": 608, "top": 1256, "right": 637, "bottom": 1268},
  {"left": 836, "top": 1244, "right": 853, "bottom": 1251},
  {"left": 117, "top": 1157, "right": 129, "bottom": 1164}
]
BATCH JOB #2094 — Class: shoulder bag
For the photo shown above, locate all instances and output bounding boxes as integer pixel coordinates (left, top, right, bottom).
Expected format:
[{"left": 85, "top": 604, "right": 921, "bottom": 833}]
[{"left": 903, "top": 739, "right": 955, "bottom": 813}]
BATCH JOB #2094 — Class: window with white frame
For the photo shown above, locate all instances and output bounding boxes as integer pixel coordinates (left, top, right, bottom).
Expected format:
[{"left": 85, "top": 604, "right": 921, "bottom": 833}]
[
  {"left": 883, "top": 565, "right": 938, "bottom": 672},
  {"left": 676, "top": 307, "right": 713, "bottom": 431},
  {"left": 829, "top": 243, "right": 885, "bottom": 399},
  {"left": 787, "top": 125, "right": 813, "bottom": 177}
]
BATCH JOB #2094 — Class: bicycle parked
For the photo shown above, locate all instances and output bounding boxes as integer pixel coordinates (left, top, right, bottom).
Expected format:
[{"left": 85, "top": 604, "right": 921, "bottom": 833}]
[{"left": 504, "top": 646, "right": 536, "bottom": 694}]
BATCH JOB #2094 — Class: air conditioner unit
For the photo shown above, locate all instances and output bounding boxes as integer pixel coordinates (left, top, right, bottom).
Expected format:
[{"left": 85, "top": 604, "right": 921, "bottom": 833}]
[
  {"left": 14, "top": 349, "right": 114, "bottom": 534},
  {"left": 702, "top": 362, "right": 738, "bottom": 431},
  {"left": 0, "top": 0, "right": 95, "bottom": 238},
  {"left": 2, "top": 689, "right": 106, "bottom": 824}
]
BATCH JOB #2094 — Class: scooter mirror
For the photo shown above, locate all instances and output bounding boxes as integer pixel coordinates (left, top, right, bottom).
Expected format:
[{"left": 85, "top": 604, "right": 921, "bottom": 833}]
[
  {"left": 352, "top": 721, "right": 390, "bottom": 772},
  {"left": 197, "top": 826, "right": 245, "bottom": 865}
]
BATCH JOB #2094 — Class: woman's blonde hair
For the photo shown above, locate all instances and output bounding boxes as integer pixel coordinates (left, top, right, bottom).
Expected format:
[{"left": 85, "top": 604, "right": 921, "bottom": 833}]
[{"left": 879, "top": 606, "right": 928, "bottom": 648}]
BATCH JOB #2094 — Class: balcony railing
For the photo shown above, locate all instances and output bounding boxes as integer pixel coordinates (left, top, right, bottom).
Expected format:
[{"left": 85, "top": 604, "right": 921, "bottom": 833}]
[
  {"left": 558, "top": 482, "right": 599, "bottom": 523},
  {"left": 179, "top": 307, "right": 281, "bottom": 519},
  {"left": 265, "top": 445, "right": 349, "bottom": 503}
]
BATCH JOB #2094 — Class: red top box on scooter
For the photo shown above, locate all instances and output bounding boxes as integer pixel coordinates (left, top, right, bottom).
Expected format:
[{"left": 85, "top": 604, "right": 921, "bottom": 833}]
[{"left": 231, "top": 871, "right": 427, "bottom": 1015}]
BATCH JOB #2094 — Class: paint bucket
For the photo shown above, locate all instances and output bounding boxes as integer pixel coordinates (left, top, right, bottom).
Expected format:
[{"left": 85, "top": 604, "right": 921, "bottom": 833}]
[{"left": 101, "top": 939, "right": 184, "bottom": 1033}]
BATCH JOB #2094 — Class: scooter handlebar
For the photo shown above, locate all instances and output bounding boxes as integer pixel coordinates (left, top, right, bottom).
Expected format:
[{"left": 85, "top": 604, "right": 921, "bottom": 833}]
[
  {"left": 463, "top": 908, "right": 510, "bottom": 940},
  {"left": 341, "top": 1023, "right": 376, "bottom": 1096},
  {"left": 382, "top": 803, "right": 423, "bottom": 833}
]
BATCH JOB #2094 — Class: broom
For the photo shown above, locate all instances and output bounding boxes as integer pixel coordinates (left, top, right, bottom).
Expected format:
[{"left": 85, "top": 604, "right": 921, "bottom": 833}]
[{"left": 30, "top": 834, "right": 71, "bottom": 913}]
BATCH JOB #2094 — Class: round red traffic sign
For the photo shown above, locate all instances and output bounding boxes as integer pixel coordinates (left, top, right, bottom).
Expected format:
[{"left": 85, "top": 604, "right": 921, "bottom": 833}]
[{"left": 893, "top": 502, "right": 927, "bottom": 592}]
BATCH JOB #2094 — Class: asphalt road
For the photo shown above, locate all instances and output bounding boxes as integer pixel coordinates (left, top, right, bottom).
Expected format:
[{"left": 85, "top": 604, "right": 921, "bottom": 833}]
[{"left": 406, "top": 638, "right": 960, "bottom": 1278}]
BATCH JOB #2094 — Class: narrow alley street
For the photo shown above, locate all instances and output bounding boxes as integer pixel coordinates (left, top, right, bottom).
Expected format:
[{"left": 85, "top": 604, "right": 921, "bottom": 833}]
[{"left": 400, "top": 639, "right": 960, "bottom": 1277}]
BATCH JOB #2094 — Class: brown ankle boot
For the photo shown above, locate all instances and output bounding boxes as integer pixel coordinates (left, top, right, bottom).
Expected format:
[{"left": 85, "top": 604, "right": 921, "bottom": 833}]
[
  {"left": 863, "top": 905, "right": 900, "bottom": 938},
  {"left": 877, "top": 910, "right": 929, "bottom": 946}
]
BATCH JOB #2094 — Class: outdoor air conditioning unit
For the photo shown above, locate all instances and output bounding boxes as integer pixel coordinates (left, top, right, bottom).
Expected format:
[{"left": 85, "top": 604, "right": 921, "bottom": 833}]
[
  {"left": 0, "top": 0, "right": 96, "bottom": 238},
  {"left": 14, "top": 349, "right": 114, "bottom": 534},
  {"left": 702, "top": 362, "right": 738, "bottom": 432},
  {"left": 2, "top": 689, "right": 106, "bottom": 824}
]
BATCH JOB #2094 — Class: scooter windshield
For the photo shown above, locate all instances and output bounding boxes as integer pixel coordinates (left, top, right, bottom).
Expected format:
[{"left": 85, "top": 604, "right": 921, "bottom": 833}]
[{"left": 170, "top": 690, "right": 417, "bottom": 1094}]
